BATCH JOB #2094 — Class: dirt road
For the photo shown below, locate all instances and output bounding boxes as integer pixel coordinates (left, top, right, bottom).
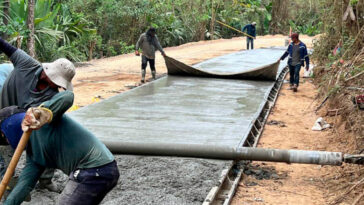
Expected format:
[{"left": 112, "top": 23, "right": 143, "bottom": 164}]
[{"left": 231, "top": 73, "right": 339, "bottom": 204}]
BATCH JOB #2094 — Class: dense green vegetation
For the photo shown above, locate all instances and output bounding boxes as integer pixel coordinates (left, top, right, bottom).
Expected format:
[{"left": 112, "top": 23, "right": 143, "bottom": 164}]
[
  {"left": 312, "top": 0, "right": 363, "bottom": 141},
  {"left": 0, "top": 0, "right": 322, "bottom": 62}
]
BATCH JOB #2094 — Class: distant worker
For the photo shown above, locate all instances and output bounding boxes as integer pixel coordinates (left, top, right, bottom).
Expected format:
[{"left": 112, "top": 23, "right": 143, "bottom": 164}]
[
  {"left": 280, "top": 33, "right": 310, "bottom": 92},
  {"left": 2, "top": 91, "right": 119, "bottom": 205},
  {"left": 135, "top": 27, "right": 166, "bottom": 83},
  {"left": 0, "top": 37, "right": 76, "bottom": 192},
  {"left": 242, "top": 22, "right": 257, "bottom": 50}
]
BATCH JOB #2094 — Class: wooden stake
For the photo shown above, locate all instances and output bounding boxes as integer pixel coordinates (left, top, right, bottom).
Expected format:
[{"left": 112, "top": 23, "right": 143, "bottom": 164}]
[{"left": 0, "top": 131, "right": 32, "bottom": 200}]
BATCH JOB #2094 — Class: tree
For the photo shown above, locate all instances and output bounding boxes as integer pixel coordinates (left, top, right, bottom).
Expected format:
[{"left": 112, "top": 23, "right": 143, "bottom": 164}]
[
  {"left": 209, "top": 0, "right": 222, "bottom": 40},
  {"left": 269, "top": 0, "right": 288, "bottom": 34},
  {"left": 26, "top": 0, "right": 36, "bottom": 57},
  {"left": 2, "top": 0, "right": 10, "bottom": 39}
]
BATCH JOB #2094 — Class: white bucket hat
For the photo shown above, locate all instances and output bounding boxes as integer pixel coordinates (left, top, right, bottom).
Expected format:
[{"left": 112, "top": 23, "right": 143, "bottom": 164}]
[
  {"left": 252, "top": 22, "right": 257, "bottom": 25},
  {"left": 42, "top": 58, "right": 75, "bottom": 91}
]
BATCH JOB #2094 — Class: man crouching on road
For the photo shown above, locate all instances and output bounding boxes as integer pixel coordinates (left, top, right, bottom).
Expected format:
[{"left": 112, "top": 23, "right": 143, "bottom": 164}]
[{"left": 1, "top": 91, "right": 119, "bottom": 205}]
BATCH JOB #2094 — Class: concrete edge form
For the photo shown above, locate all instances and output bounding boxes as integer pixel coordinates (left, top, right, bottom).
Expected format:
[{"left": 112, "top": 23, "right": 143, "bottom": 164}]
[
  {"left": 204, "top": 66, "right": 289, "bottom": 205},
  {"left": 245, "top": 66, "right": 289, "bottom": 147}
]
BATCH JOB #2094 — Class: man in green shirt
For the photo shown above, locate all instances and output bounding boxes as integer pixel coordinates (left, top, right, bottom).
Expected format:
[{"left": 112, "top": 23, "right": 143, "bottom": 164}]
[{"left": 1, "top": 91, "right": 119, "bottom": 205}]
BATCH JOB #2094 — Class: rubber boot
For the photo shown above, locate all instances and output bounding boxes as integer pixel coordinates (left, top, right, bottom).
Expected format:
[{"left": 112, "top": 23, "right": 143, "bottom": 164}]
[
  {"left": 293, "top": 84, "right": 298, "bottom": 92},
  {"left": 152, "top": 71, "right": 156, "bottom": 80},
  {"left": 141, "top": 70, "right": 146, "bottom": 83}
]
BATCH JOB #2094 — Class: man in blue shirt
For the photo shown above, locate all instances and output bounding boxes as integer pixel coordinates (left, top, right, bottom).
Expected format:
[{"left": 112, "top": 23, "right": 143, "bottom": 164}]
[
  {"left": 280, "top": 33, "right": 310, "bottom": 92},
  {"left": 242, "top": 22, "right": 257, "bottom": 50}
]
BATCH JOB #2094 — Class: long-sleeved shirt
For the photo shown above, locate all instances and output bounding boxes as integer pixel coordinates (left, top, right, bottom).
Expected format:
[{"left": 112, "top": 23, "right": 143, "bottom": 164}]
[
  {"left": 135, "top": 33, "right": 164, "bottom": 59},
  {"left": 4, "top": 91, "right": 114, "bottom": 205},
  {"left": 242, "top": 24, "right": 256, "bottom": 38},
  {"left": 0, "top": 38, "right": 58, "bottom": 109},
  {"left": 280, "top": 41, "right": 310, "bottom": 67}
]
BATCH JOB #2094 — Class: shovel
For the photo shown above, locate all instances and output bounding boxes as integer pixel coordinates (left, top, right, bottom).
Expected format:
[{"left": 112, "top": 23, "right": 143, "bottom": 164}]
[{"left": 0, "top": 131, "right": 32, "bottom": 200}]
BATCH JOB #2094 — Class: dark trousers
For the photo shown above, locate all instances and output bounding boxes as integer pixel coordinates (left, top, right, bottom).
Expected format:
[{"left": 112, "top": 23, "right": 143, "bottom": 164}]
[
  {"left": 289, "top": 64, "right": 301, "bottom": 86},
  {"left": 142, "top": 55, "right": 155, "bottom": 71},
  {"left": 59, "top": 161, "right": 120, "bottom": 205},
  {"left": 246, "top": 37, "right": 254, "bottom": 50}
]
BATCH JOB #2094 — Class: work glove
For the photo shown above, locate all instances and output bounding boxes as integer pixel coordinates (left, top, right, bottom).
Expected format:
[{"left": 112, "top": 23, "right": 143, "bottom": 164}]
[{"left": 21, "top": 107, "right": 53, "bottom": 132}]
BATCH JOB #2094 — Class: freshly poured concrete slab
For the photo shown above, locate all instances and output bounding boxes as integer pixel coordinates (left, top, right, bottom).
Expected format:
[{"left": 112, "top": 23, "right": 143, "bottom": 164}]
[
  {"left": 71, "top": 76, "right": 273, "bottom": 147},
  {"left": 70, "top": 48, "right": 287, "bottom": 150},
  {"left": 194, "top": 47, "right": 284, "bottom": 73}
]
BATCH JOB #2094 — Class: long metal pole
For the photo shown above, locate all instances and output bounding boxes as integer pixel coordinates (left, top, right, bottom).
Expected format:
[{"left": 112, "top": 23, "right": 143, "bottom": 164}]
[{"left": 104, "top": 141, "right": 350, "bottom": 166}]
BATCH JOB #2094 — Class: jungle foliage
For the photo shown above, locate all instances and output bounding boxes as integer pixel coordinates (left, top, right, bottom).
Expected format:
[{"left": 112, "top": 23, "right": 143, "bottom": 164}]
[{"left": 0, "top": 0, "right": 323, "bottom": 61}]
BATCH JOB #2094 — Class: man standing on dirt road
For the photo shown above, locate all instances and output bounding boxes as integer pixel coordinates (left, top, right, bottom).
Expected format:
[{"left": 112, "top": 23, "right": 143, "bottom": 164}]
[
  {"left": 280, "top": 33, "right": 310, "bottom": 92},
  {"left": 242, "top": 22, "right": 257, "bottom": 50},
  {"left": 135, "top": 27, "right": 166, "bottom": 83},
  {"left": 0, "top": 37, "right": 75, "bottom": 193}
]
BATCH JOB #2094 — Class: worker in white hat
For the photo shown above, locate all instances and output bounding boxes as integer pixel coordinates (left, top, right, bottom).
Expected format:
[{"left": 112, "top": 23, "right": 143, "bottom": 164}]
[
  {"left": 0, "top": 37, "right": 75, "bottom": 193},
  {"left": 242, "top": 22, "right": 257, "bottom": 50},
  {"left": 42, "top": 58, "right": 75, "bottom": 91}
]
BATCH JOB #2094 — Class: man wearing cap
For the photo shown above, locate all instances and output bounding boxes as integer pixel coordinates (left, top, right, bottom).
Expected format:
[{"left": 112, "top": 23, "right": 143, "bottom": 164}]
[
  {"left": 242, "top": 22, "right": 257, "bottom": 50},
  {"left": 0, "top": 37, "right": 75, "bottom": 192},
  {"left": 280, "top": 33, "right": 310, "bottom": 92},
  {"left": 0, "top": 91, "right": 119, "bottom": 205}
]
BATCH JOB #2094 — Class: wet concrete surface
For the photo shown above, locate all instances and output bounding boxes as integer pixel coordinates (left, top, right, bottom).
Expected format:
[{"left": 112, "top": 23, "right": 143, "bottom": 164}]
[
  {"left": 194, "top": 47, "right": 285, "bottom": 73},
  {"left": 70, "top": 76, "right": 275, "bottom": 148}
]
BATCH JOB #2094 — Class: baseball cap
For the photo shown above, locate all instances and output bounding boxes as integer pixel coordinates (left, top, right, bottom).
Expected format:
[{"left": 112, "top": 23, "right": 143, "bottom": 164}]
[{"left": 291, "top": 33, "right": 299, "bottom": 39}]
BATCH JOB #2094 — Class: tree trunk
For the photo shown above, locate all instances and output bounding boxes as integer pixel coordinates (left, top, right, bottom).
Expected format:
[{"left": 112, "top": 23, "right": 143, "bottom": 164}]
[
  {"left": 2, "top": 0, "right": 10, "bottom": 39},
  {"left": 88, "top": 40, "right": 95, "bottom": 61},
  {"left": 210, "top": 0, "right": 215, "bottom": 39},
  {"left": 269, "top": 0, "right": 289, "bottom": 34},
  {"left": 27, "top": 0, "right": 36, "bottom": 58}
]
